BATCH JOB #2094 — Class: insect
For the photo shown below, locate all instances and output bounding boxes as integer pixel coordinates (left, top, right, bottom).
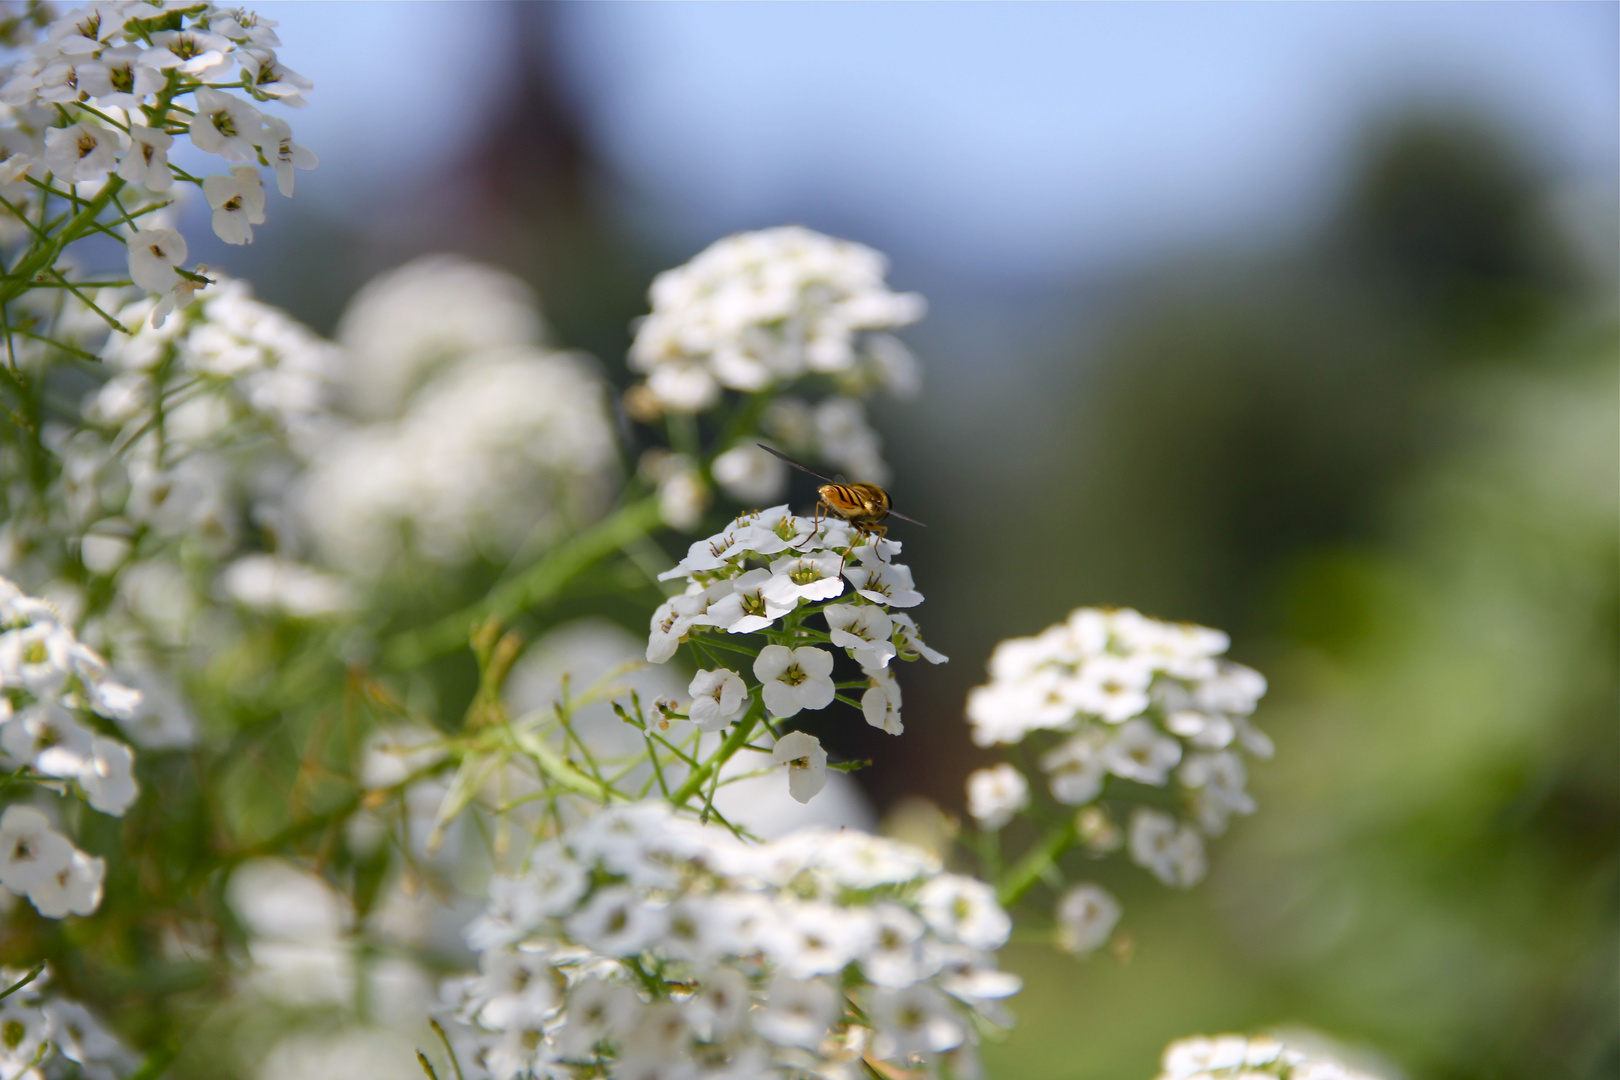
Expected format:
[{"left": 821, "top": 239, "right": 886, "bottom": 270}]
[{"left": 755, "top": 444, "right": 926, "bottom": 549}]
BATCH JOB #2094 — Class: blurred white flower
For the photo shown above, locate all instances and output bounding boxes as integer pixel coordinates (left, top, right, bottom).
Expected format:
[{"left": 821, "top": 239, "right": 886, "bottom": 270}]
[
  {"left": 711, "top": 442, "right": 788, "bottom": 504},
  {"left": 1156, "top": 1033, "right": 1389, "bottom": 1080},
  {"left": 629, "top": 226, "right": 924, "bottom": 414},
  {"left": 1054, "top": 883, "right": 1121, "bottom": 955},
  {"left": 219, "top": 555, "right": 354, "bottom": 619},
  {"left": 966, "top": 763, "right": 1030, "bottom": 830},
  {"left": 1129, "top": 808, "right": 1207, "bottom": 888}
]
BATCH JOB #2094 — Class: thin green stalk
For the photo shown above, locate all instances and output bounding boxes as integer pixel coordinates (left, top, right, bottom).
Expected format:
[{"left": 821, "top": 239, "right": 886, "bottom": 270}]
[
  {"left": 0, "top": 176, "right": 125, "bottom": 304},
  {"left": 386, "top": 496, "right": 663, "bottom": 668},
  {"left": 998, "top": 817, "right": 1078, "bottom": 907},
  {"left": 671, "top": 698, "right": 762, "bottom": 804}
]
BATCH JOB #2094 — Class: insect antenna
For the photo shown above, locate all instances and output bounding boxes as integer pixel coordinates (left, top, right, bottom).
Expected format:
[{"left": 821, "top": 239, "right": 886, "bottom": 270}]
[
  {"left": 755, "top": 443, "right": 840, "bottom": 485},
  {"left": 884, "top": 508, "right": 928, "bottom": 528}
]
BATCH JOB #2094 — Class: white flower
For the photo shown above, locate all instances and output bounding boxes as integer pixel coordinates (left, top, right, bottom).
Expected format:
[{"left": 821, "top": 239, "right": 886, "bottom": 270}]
[
  {"left": 127, "top": 227, "right": 187, "bottom": 294},
  {"left": 1101, "top": 718, "right": 1183, "bottom": 786},
  {"left": 771, "top": 729, "right": 828, "bottom": 803},
  {"left": 656, "top": 457, "right": 709, "bottom": 532},
  {"left": 965, "top": 764, "right": 1029, "bottom": 830},
  {"left": 815, "top": 396, "right": 888, "bottom": 483},
  {"left": 1069, "top": 653, "right": 1154, "bottom": 723},
  {"left": 761, "top": 551, "right": 846, "bottom": 607},
  {"left": 1128, "top": 808, "right": 1207, "bottom": 888},
  {"left": 470, "top": 949, "right": 560, "bottom": 1031},
  {"left": 843, "top": 558, "right": 923, "bottom": 608},
  {"left": 823, "top": 603, "right": 896, "bottom": 669},
  {"left": 687, "top": 668, "right": 747, "bottom": 731},
  {"left": 862, "top": 903, "right": 932, "bottom": 989},
  {"left": 707, "top": 569, "right": 795, "bottom": 635},
  {"left": 555, "top": 976, "right": 641, "bottom": 1058},
  {"left": 1196, "top": 662, "right": 1268, "bottom": 715},
  {"left": 775, "top": 901, "right": 873, "bottom": 977},
  {"left": 861, "top": 665, "right": 903, "bottom": 735},
  {"left": 1179, "top": 751, "right": 1256, "bottom": 835},
  {"left": 753, "top": 973, "right": 838, "bottom": 1049},
  {"left": 754, "top": 645, "right": 835, "bottom": 719},
  {"left": 0, "top": 999, "right": 49, "bottom": 1071},
  {"left": 712, "top": 443, "right": 787, "bottom": 504},
  {"left": 1040, "top": 730, "right": 1108, "bottom": 805},
  {"left": 646, "top": 583, "right": 727, "bottom": 663},
  {"left": 683, "top": 967, "right": 749, "bottom": 1041},
  {"left": 43, "top": 121, "right": 118, "bottom": 182},
  {"left": 870, "top": 984, "right": 966, "bottom": 1057},
  {"left": 240, "top": 50, "right": 314, "bottom": 107},
  {"left": 202, "top": 165, "right": 266, "bottom": 245},
  {"left": 0, "top": 805, "right": 73, "bottom": 896},
  {"left": 79, "top": 735, "right": 138, "bottom": 815},
  {"left": 565, "top": 885, "right": 667, "bottom": 957},
  {"left": 1155, "top": 1033, "right": 1385, "bottom": 1080},
  {"left": 26, "top": 848, "right": 104, "bottom": 918},
  {"left": 78, "top": 45, "right": 165, "bottom": 109},
  {"left": 220, "top": 555, "right": 355, "bottom": 619},
  {"left": 2, "top": 703, "right": 95, "bottom": 778},
  {"left": 140, "top": 29, "right": 232, "bottom": 78},
  {"left": 890, "top": 612, "right": 948, "bottom": 664},
  {"left": 115, "top": 123, "right": 174, "bottom": 192},
  {"left": 1054, "top": 883, "right": 1120, "bottom": 954},
  {"left": 630, "top": 227, "right": 924, "bottom": 410},
  {"left": 916, "top": 874, "right": 1010, "bottom": 950},
  {"left": 261, "top": 115, "right": 317, "bottom": 197}
]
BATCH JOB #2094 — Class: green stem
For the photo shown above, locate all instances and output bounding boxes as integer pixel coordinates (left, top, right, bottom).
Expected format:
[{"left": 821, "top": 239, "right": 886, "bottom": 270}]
[
  {"left": 385, "top": 496, "right": 662, "bottom": 668},
  {"left": 997, "top": 817, "right": 1078, "bottom": 907},
  {"left": 0, "top": 176, "right": 125, "bottom": 305},
  {"left": 672, "top": 699, "right": 762, "bottom": 804}
]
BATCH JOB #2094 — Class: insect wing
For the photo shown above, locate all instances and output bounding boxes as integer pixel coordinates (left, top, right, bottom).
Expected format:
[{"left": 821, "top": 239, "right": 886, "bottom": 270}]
[{"left": 756, "top": 443, "right": 840, "bottom": 485}]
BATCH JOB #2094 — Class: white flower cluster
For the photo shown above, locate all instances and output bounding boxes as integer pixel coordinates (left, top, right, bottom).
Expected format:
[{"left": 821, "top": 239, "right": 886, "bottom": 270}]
[
  {"left": 0, "top": 964, "right": 134, "bottom": 1080},
  {"left": 441, "top": 802, "right": 1018, "bottom": 1080},
  {"left": 648, "top": 506, "right": 945, "bottom": 754},
  {"left": 294, "top": 257, "right": 618, "bottom": 579},
  {"left": 962, "top": 608, "right": 1270, "bottom": 952},
  {"left": 1157, "top": 1034, "right": 1386, "bottom": 1080},
  {"left": 76, "top": 278, "right": 345, "bottom": 615},
  {"left": 0, "top": 576, "right": 140, "bottom": 917},
  {"left": 0, "top": 2, "right": 315, "bottom": 312},
  {"left": 629, "top": 226, "right": 924, "bottom": 414}
]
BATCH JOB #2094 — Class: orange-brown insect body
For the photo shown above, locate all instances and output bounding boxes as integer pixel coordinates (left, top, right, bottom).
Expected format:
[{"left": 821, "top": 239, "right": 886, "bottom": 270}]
[{"left": 817, "top": 482, "right": 892, "bottom": 532}]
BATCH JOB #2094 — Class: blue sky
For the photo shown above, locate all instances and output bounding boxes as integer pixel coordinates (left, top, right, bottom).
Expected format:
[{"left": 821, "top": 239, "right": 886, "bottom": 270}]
[{"left": 258, "top": 2, "right": 1617, "bottom": 279}]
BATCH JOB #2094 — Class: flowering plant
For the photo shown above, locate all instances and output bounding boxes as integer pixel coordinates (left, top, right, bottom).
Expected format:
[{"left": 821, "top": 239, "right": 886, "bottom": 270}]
[{"left": 0, "top": 6, "right": 1375, "bottom": 1080}]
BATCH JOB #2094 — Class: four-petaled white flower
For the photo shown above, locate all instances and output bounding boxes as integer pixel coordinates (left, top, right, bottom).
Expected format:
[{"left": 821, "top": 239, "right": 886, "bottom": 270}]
[
  {"left": 1055, "top": 882, "right": 1121, "bottom": 955},
  {"left": 261, "top": 115, "right": 318, "bottom": 197},
  {"left": 202, "top": 165, "right": 267, "bottom": 245},
  {"left": 115, "top": 124, "right": 174, "bottom": 191},
  {"left": 771, "top": 729, "right": 828, "bottom": 803},
  {"left": 1128, "top": 808, "right": 1207, "bottom": 888},
  {"left": 844, "top": 558, "right": 924, "bottom": 608},
  {"left": 753, "top": 645, "right": 835, "bottom": 719},
  {"left": 1041, "top": 729, "right": 1109, "bottom": 805},
  {"left": 823, "top": 603, "right": 897, "bottom": 669},
  {"left": 687, "top": 668, "right": 748, "bottom": 731},
  {"left": 707, "top": 568, "right": 795, "bottom": 635},
  {"left": 761, "top": 551, "right": 845, "bottom": 607},
  {"left": 127, "top": 228, "right": 188, "bottom": 294},
  {"left": 861, "top": 665, "right": 904, "bottom": 735},
  {"left": 42, "top": 121, "right": 117, "bottom": 182},
  {"left": 966, "top": 763, "right": 1029, "bottom": 830},
  {"left": 916, "top": 874, "right": 1010, "bottom": 951},
  {"left": 0, "top": 805, "right": 72, "bottom": 897},
  {"left": 1101, "top": 717, "right": 1183, "bottom": 786}
]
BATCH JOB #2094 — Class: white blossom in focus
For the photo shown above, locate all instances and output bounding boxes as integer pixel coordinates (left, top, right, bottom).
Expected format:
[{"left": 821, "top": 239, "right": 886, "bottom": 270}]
[
  {"left": 754, "top": 645, "right": 835, "bottom": 720},
  {"left": 439, "top": 802, "right": 1014, "bottom": 1078},
  {"left": 687, "top": 668, "right": 748, "bottom": 731},
  {"left": 771, "top": 729, "right": 828, "bottom": 804}
]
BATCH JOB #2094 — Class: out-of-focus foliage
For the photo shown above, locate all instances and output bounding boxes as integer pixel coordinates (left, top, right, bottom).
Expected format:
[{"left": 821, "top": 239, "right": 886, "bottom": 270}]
[{"left": 964, "top": 120, "right": 1617, "bottom": 1080}]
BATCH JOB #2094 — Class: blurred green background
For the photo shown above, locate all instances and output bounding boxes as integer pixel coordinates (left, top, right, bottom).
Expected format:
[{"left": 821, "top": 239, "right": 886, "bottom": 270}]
[{"left": 191, "top": 5, "right": 1618, "bottom": 1078}]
